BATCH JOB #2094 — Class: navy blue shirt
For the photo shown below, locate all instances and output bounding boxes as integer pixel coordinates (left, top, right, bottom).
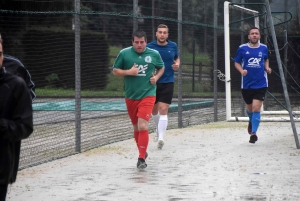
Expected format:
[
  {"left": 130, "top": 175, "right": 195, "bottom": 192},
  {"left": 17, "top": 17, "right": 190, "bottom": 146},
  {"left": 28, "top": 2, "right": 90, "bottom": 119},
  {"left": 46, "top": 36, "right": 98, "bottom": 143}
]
[{"left": 147, "top": 40, "right": 179, "bottom": 83}]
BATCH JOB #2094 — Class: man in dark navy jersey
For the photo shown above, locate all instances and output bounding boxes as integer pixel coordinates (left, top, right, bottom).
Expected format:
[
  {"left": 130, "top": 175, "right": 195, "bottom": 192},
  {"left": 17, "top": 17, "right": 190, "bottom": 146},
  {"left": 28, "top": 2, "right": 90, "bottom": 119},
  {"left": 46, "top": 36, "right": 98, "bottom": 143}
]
[{"left": 147, "top": 24, "right": 180, "bottom": 149}]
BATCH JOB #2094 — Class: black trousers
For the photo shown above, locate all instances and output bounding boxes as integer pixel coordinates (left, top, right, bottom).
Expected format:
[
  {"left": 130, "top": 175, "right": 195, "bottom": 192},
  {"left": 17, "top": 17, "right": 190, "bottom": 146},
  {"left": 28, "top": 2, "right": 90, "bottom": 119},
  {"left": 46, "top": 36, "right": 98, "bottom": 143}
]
[{"left": 0, "top": 184, "right": 8, "bottom": 201}]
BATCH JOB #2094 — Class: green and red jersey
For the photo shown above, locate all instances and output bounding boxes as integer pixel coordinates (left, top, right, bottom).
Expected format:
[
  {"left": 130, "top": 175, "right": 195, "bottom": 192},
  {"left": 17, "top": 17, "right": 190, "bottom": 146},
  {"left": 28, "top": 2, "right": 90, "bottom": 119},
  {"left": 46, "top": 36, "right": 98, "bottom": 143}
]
[{"left": 113, "top": 46, "right": 164, "bottom": 100}]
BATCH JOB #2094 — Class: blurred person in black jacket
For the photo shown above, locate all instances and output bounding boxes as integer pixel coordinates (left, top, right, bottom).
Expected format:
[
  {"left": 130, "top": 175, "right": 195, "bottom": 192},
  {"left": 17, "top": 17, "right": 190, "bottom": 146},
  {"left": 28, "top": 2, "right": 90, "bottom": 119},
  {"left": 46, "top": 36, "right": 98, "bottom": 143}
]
[
  {"left": 3, "top": 55, "right": 35, "bottom": 101},
  {"left": 0, "top": 34, "right": 35, "bottom": 101},
  {"left": 0, "top": 37, "right": 33, "bottom": 201}
]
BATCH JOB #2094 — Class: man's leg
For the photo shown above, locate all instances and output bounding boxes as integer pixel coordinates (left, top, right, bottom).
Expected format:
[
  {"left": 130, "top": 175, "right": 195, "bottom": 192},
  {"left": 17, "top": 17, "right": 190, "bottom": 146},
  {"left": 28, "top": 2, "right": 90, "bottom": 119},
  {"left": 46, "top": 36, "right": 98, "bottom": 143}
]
[
  {"left": 152, "top": 103, "right": 160, "bottom": 142},
  {"left": 251, "top": 99, "right": 263, "bottom": 134},
  {"left": 134, "top": 131, "right": 139, "bottom": 147},
  {"left": 155, "top": 83, "right": 174, "bottom": 149},
  {"left": 136, "top": 117, "right": 150, "bottom": 169},
  {"left": 242, "top": 89, "right": 254, "bottom": 135},
  {"left": 0, "top": 184, "right": 8, "bottom": 201},
  {"left": 133, "top": 128, "right": 149, "bottom": 160},
  {"left": 246, "top": 107, "right": 253, "bottom": 134},
  {"left": 249, "top": 99, "right": 263, "bottom": 143},
  {"left": 157, "top": 102, "right": 170, "bottom": 149},
  {"left": 125, "top": 98, "right": 144, "bottom": 164},
  {"left": 137, "top": 118, "right": 149, "bottom": 159},
  {"left": 136, "top": 96, "right": 155, "bottom": 169}
]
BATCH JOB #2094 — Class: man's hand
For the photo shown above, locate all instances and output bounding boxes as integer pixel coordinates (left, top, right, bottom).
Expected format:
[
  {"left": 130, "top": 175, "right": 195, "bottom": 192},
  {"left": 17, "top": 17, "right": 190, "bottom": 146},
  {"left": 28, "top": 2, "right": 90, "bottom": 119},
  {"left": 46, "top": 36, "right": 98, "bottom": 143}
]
[
  {"left": 128, "top": 63, "right": 139, "bottom": 76},
  {"left": 265, "top": 67, "right": 272, "bottom": 74},
  {"left": 150, "top": 73, "right": 156, "bottom": 84},
  {"left": 172, "top": 60, "right": 179, "bottom": 71},
  {"left": 241, "top": 69, "right": 248, "bottom": 76}
]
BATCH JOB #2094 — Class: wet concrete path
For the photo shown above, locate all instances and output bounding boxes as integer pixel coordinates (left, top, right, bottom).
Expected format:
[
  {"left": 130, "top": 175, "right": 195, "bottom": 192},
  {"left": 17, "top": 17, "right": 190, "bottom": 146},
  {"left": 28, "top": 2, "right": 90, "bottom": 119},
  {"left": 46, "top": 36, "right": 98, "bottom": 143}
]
[{"left": 7, "top": 121, "right": 300, "bottom": 201}]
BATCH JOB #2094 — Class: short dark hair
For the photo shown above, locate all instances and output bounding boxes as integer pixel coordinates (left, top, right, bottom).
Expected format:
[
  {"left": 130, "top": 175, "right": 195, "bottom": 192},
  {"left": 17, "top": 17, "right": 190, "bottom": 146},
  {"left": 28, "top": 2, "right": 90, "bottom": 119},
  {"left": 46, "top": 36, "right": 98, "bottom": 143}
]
[
  {"left": 157, "top": 24, "right": 169, "bottom": 32},
  {"left": 248, "top": 27, "right": 260, "bottom": 34},
  {"left": 132, "top": 30, "right": 147, "bottom": 41}
]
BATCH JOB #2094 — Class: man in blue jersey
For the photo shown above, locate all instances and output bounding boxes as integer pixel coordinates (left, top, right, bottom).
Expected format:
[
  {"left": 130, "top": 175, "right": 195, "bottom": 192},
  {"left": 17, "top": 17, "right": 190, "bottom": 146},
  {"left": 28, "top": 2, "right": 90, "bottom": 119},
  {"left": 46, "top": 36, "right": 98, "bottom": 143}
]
[
  {"left": 234, "top": 27, "right": 272, "bottom": 143},
  {"left": 147, "top": 24, "right": 180, "bottom": 149}
]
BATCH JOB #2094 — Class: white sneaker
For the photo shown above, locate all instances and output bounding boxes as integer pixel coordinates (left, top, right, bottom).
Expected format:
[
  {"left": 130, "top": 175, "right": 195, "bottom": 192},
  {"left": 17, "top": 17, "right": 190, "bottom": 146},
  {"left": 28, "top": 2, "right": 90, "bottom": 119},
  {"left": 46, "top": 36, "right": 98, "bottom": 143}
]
[
  {"left": 157, "top": 139, "right": 164, "bottom": 149},
  {"left": 153, "top": 129, "right": 158, "bottom": 142}
]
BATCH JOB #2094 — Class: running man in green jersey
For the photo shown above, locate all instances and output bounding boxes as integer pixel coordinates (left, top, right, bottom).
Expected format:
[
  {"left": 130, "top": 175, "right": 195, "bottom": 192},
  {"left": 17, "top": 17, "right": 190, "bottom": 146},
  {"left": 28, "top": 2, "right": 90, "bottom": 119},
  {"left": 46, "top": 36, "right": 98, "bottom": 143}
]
[{"left": 113, "top": 30, "right": 165, "bottom": 169}]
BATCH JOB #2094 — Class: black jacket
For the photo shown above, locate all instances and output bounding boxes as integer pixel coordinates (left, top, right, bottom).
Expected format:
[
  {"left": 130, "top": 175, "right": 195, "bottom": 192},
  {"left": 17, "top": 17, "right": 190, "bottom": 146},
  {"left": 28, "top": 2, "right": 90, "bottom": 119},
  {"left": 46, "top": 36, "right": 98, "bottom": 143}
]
[
  {"left": 3, "top": 55, "right": 36, "bottom": 101},
  {"left": 0, "top": 67, "right": 33, "bottom": 184}
]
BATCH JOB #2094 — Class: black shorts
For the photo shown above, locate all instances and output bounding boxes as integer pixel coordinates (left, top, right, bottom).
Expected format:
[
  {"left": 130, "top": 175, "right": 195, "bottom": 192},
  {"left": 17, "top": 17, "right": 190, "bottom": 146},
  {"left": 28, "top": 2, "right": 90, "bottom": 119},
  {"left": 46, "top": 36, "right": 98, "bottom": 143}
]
[
  {"left": 241, "top": 88, "right": 267, "bottom": 105},
  {"left": 155, "top": 82, "right": 174, "bottom": 104}
]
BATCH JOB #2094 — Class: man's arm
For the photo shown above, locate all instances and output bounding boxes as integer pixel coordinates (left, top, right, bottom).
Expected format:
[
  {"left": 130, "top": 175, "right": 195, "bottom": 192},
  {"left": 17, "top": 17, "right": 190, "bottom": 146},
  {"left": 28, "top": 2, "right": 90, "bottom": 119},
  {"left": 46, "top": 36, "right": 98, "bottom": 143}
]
[
  {"left": 155, "top": 67, "right": 165, "bottom": 80},
  {"left": 234, "top": 62, "right": 247, "bottom": 76},
  {"left": 264, "top": 59, "right": 272, "bottom": 74},
  {"left": 0, "top": 78, "right": 33, "bottom": 141},
  {"left": 150, "top": 67, "right": 165, "bottom": 84},
  {"left": 15, "top": 67, "right": 36, "bottom": 101},
  {"left": 112, "top": 63, "right": 139, "bottom": 77},
  {"left": 172, "top": 57, "right": 180, "bottom": 71}
]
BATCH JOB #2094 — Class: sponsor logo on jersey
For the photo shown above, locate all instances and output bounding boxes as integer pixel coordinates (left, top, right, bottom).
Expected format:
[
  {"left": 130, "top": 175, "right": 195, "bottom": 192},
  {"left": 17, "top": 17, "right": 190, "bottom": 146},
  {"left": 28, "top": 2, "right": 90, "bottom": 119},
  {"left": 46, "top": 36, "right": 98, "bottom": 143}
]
[
  {"left": 136, "top": 64, "right": 148, "bottom": 76},
  {"left": 247, "top": 57, "right": 261, "bottom": 68}
]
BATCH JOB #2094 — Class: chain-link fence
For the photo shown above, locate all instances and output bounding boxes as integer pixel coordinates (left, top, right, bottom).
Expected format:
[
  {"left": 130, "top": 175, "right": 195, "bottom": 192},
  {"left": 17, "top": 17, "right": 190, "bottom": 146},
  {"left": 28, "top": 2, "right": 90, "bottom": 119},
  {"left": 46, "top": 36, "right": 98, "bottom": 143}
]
[{"left": 0, "top": 0, "right": 299, "bottom": 169}]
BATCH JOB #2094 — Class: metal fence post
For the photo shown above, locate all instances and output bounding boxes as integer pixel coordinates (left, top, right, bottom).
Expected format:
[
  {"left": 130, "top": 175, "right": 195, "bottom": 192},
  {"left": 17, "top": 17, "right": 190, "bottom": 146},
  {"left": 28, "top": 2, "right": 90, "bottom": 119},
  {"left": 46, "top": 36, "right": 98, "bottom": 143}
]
[
  {"left": 198, "top": 62, "right": 202, "bottom": 83},
  {"left": 213, "top": 0, "right": 218, "bottom": 121},
  {"left": 240, "top": 0, "right": 245, "bottom": 117},
  {"left": 74, "top": 0, "right": 81, "bottom": 153},
  {"left": 192, "top": 39, "right": 195, "bottom": 92},
  {"left": 133, "top": 0, "right": 138, "bottom": 31},
  {"left": 265, "top": 0, "right": 300, "bottom": 149},
  {"left": 177, "top": 0, "right": 183, "bottom": 128},
  {"left": 152, "top": 0, "right": 155, "bottom": 41}
]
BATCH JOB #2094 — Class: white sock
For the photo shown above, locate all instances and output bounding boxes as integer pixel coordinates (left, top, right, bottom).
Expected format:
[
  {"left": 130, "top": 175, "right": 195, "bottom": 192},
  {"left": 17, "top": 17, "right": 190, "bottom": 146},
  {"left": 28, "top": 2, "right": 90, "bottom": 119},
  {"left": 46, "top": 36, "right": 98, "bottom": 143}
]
[
  {"left": 158, "top": 115, "right": 168, "bottom": 140},
  {"left": 152, "top": 113, "right": 160, "bottom": 128}
]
